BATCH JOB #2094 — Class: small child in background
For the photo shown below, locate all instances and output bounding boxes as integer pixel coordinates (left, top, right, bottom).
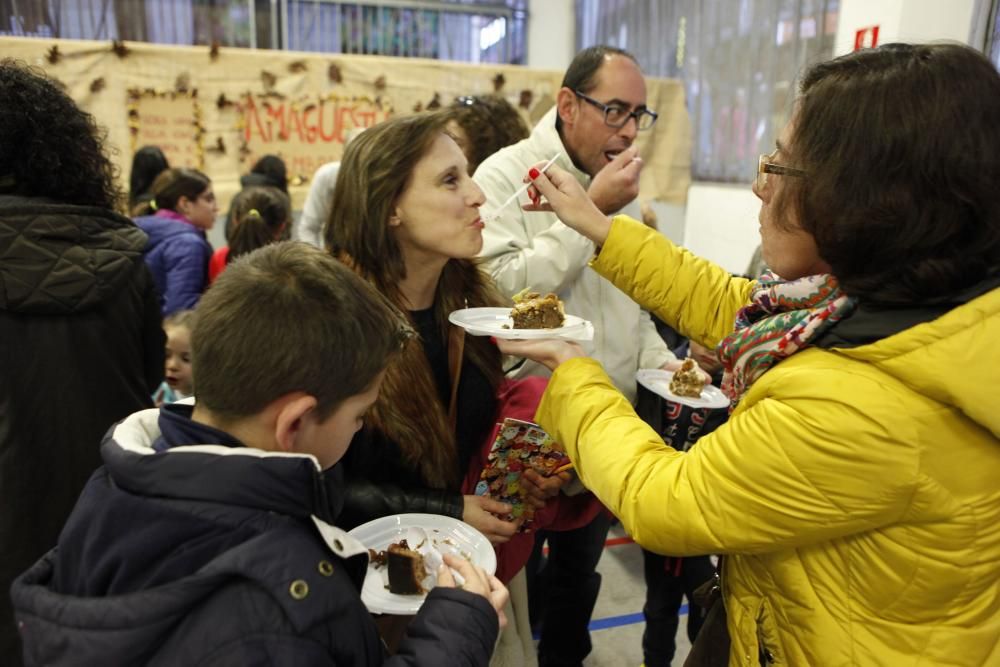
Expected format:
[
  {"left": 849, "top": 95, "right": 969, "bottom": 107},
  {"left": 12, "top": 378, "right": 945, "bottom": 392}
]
[
  {"left": 209, "top": 186, "right": 290, "bottom": 283},
  {"left": 152, "top": 309, "right": 196, "bottom": 406}
]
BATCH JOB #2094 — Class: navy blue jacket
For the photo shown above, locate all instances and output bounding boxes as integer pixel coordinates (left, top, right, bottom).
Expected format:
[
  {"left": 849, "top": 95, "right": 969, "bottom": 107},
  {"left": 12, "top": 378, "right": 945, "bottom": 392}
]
[
  {"left": 134, "top": 211, "right": 211, "bottom": 315},
  {"left": 10, "top": 405, "right": 499, "bottom": 666}
]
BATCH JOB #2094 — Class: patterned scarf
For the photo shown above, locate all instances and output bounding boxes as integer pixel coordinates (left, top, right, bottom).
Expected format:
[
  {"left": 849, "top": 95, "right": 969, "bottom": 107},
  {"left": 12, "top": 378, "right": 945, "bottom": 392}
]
[{"left": 718, "top": 272, "right": 857, "bottom": 407}]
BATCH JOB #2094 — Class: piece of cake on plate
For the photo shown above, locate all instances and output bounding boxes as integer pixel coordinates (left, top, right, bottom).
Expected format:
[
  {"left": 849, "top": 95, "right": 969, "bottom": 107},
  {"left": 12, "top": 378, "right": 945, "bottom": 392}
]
[
  {"left": 385, "top": 540, "right": 427, "bottom": 595},
  {"left": 669, "top": 358, "right": 707, "bottom": 398},
  {"left": 509, "top": 291, "right": 565, "bottom": 329}
]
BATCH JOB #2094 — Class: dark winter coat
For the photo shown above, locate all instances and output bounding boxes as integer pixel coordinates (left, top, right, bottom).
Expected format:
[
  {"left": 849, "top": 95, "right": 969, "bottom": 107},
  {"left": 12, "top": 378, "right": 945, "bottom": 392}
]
[
  {"left": 10, "top": 405, "right": 499, "bottom": 666},
  {"left": 0, "top": 194, "right": 164, "bottom": 664},
  {"left": 134, "top": 209, "right": 212, "bottom": 315}
]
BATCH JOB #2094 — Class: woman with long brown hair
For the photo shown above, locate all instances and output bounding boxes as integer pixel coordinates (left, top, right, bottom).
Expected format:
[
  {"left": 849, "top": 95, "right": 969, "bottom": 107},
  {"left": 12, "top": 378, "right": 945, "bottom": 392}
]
[
  {"left": 327, "top": 112, "right": 518, "bottom": 541},
  {"left": 328, "top": 112, "right": 596, "bottom": 664}
]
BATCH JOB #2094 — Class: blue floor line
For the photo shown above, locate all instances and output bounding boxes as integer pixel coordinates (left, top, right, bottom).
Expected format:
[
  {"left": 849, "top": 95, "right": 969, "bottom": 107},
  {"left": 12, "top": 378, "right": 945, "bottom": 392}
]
[{"left": 531, "top": 604, "right": 688, "bottom": 640}]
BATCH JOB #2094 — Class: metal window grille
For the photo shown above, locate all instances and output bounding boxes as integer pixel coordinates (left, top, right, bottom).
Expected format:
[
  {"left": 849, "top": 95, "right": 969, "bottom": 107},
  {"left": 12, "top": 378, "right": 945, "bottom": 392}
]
[
  {"left": 576, "top": 0, "right": 838, "bottom": 183},
  {"left": 0, "top": 0, "right": 527, "bottom": 64}
]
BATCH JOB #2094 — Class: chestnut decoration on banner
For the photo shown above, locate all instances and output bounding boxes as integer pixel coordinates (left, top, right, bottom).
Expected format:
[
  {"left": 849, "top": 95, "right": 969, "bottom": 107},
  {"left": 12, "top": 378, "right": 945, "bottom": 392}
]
[
  {"left": 207, "top": 137, "right": 226, "bottom": 154},
  {"left": 328, "top": 63, "right": 343, "bottom": 83},
  {"left": 374, "top": 75, "right": 386, "bottom": 91},
  {"left": 261, "top": 70, "right": 278, "bottom": 90},
  {"left": 46, "top": 45, "right": 61, "bottom": 65},
  {"left": 111, "top": 40, "right": 130, "bottom": 58},
  {"left": 412, "top": 102, "right": 423, "bottom": 113},
  {"left": 492, "top": 73, "right": 505, "bottom": 91},
  {"left": 216, "top": 93, "right": 235, "bottom": 110},
  {"left": 175, "top": 73, "right": 191, "bottom": 94},
  {"left": 426, "top": 93, "right": 441, "bottom": 110},
  {"left": 209, "top": 41, "right": 220, "bottom": 60},
  {"left": 89, "top": 77, "right": 106, "bottom": 93},
  {"left": 288, "top": 60, "right": 308, "bottom": 73},
  {"left": 519, "top": 89, "right": 533, "bottom": 110}
]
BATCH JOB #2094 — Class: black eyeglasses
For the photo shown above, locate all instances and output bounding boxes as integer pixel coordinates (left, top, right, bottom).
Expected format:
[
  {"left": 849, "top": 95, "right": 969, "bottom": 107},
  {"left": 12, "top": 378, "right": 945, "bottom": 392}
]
[{"left": 573, "top": 90, "right": 658, "bottom": 131}]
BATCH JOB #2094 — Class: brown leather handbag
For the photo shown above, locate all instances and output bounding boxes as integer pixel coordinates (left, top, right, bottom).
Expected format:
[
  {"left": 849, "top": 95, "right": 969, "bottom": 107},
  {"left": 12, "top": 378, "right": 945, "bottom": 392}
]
[{"left": 683, "top": 568, "right": 731, "bottom": 667}]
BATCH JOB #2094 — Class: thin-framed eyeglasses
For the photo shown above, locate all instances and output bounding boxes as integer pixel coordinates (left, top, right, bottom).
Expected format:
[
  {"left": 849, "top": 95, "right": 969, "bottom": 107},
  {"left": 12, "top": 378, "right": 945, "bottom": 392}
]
[
  {"left": 757, "top": 150, "right": 806, "bottom": 191},
  {"left": 573, "top": 90, "right": 658, "bottom": 131}
]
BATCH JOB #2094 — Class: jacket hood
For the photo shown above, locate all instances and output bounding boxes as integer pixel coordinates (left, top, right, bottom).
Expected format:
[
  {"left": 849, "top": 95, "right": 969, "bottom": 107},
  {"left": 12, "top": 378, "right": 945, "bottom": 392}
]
[
  {"left": 835, "top": 284, "right": 1000, "bottom": 439},
  {"left": 103, "top": 406, "right": 350, "bottom": 530},
  {"left": 0, "top": 195, "right": 147, "bottom": 314}
]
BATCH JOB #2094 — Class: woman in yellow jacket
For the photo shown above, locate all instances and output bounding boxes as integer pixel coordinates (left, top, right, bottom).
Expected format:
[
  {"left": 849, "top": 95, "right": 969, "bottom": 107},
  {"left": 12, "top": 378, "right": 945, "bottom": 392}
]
[{"left": 498, "top": 43, "right": 1000, "bottom": 665}]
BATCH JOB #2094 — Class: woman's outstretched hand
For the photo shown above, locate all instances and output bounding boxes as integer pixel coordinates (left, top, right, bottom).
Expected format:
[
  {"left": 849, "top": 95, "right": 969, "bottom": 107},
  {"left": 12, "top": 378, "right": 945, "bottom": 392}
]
[
  {"left": 496, "top": 338, "right": 587, "bottom": 372},
  {"left": 521, "top": 162, "right": 615, "bottom": 247}
]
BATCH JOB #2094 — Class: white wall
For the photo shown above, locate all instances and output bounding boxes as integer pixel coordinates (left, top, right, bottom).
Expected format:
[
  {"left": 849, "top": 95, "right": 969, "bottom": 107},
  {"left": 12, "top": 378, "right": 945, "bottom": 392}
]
[
  {"left": 834, "top": 0, "right": 978, "bottom": 55},
  {"left": 681, "top": 184, "right": 761, "bottom": 275},
  {"left": 527, "top": 0, "right": 574, "bottom": 70}
]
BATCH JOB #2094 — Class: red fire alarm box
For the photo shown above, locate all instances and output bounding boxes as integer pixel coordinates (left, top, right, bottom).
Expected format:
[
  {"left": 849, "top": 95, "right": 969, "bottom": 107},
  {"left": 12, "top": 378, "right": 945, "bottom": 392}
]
[{"left": 854, "top": 25, "right": 880, "bottom": 50}]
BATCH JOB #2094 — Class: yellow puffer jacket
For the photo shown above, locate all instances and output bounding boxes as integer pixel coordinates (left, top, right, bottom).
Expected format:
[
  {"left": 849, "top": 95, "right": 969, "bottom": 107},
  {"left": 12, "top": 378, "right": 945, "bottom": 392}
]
[{"left": 535, "top": 216, "right": 1000, "bottom": 666}]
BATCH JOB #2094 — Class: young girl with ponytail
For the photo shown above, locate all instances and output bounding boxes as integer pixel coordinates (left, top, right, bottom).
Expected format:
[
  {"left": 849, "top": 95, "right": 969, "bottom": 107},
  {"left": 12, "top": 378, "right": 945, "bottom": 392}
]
[{"left": 208, "top": 186, "right": 290, "bottom": 283}]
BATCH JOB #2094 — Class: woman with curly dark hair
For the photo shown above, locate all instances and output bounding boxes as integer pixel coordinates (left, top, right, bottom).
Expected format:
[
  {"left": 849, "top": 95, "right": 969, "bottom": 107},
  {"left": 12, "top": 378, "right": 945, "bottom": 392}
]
[
  {"left": 446, "top": 95, "right": 530, "bottom": 174},
  {"left": 0, "top": 59, "right": 164, "bottom": 665}
]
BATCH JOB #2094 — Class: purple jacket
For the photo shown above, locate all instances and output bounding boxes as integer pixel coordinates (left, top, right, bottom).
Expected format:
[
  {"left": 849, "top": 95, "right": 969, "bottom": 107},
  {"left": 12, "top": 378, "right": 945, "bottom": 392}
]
[{"left": 134, "top": 210, "right": 211, "bottom": 316}]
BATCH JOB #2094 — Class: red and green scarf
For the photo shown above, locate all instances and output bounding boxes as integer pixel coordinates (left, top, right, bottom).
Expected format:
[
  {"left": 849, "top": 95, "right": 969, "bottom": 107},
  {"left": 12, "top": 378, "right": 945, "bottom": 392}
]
[{"left": 718, "top": 272, "right": 856, "bottom": 407}]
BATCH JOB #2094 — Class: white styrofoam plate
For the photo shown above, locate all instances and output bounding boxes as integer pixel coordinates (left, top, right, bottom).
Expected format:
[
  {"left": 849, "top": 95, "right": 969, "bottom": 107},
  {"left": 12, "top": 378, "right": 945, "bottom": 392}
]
[
  {"left": 347, "top": 513, "right": 496, "bottom": 615},
  {"left": 636, "top": 368, "right": 730, "bottom": 409},
  {"left": 449, "top": 307, "right": 594, "bottom": 342}
]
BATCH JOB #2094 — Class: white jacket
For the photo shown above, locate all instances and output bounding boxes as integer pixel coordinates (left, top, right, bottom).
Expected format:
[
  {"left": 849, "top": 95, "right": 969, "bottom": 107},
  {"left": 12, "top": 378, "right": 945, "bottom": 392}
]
[
  {"left": 474, "top": 107, "right": 674, "bottom": 402},
  {"left": 295, "top": 161, "right": 340, "bottom": 247}
]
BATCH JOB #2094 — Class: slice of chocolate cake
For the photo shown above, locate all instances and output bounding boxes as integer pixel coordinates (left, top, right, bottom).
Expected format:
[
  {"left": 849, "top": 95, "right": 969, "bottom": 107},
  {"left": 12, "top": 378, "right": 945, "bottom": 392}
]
[
  {"left": 510, "top": 292, "right": 565, "bottom": 329},
  {"left": 386, "top": 540, "right": 427, "bottom": 595}
]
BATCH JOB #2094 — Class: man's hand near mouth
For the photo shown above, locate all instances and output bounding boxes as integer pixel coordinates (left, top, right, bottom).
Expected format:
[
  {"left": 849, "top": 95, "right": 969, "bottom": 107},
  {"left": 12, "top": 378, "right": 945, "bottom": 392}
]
[{"left": 588, "top": 145, "right": 643, "bottom": 214}]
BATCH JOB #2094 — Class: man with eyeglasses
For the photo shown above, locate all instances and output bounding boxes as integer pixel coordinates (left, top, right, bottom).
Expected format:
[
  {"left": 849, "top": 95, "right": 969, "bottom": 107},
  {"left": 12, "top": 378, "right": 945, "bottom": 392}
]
[{"left": 474, "top": 45, "right": 676, "bottom": 667}]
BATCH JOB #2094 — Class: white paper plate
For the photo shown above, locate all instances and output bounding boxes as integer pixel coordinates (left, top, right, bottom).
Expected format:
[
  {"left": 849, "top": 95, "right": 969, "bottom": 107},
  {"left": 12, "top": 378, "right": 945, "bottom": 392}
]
[
  {"left": 636, "top": 368, "right": 730, "bottom": 410},
  {"left": 347, "top": 513, "right": 496, "bottom": 615},
  {"left": 449, "top": 307, "right": 594, "bottom": 342}
]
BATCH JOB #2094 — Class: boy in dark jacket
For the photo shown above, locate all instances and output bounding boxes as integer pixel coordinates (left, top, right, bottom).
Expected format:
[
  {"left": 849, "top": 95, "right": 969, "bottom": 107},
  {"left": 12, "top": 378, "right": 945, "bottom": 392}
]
[{"left": 10, "top": 242, "right": 508, "bottom": 666}]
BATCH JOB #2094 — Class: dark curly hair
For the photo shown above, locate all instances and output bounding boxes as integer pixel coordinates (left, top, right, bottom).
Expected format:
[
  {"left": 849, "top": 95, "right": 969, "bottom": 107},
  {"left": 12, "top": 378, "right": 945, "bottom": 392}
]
[
  {"left": 787, "top": 43, "right": 1000, "bottom": 306},
  {"left": 446, "top": 95, "right": 530, "bottom": 174},
  {"left": 0, "top": 59, "right": 122, "bottom": 209}
]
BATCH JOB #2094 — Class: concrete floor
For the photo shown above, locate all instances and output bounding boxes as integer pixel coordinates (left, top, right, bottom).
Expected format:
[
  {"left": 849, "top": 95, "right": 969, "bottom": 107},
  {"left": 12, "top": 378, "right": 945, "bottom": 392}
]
[{"left": 550, "top": 522, "right": 693, "bottom": 667}]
